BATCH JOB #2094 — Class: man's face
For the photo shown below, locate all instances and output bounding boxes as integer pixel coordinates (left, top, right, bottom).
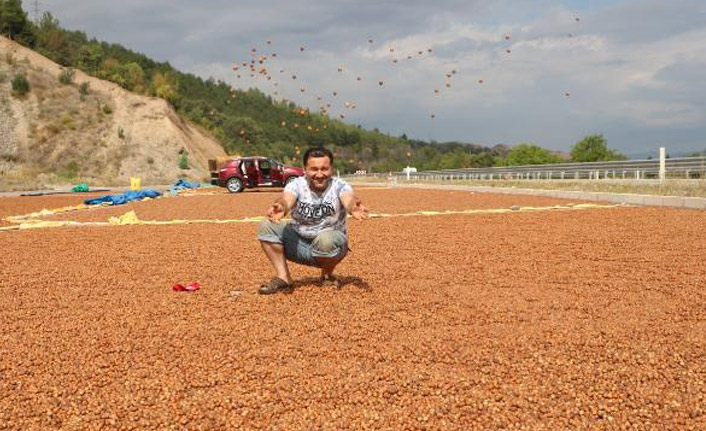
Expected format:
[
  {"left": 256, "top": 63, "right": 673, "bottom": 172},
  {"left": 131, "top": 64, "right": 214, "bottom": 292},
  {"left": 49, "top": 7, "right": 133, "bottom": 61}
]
[{"left": 305, "top": 156, "right": 332, "bottom": 192}]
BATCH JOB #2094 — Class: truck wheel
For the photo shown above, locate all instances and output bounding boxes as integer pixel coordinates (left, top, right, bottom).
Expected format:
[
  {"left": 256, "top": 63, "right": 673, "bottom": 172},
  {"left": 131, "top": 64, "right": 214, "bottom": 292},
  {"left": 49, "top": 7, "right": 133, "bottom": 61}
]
[
  {"left": 226, "top": 177, "right": 244, "bottom": 193},
  {"left": 285, "top": 176, "right": 298, "bottom": 186}
]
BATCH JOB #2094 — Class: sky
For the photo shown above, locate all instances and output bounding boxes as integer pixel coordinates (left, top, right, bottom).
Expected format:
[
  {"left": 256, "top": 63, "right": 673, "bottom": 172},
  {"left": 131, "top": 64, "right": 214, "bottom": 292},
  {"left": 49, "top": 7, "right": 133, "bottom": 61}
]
[{"left": 39, "top": 0, "right": 706, "bottom": 157}]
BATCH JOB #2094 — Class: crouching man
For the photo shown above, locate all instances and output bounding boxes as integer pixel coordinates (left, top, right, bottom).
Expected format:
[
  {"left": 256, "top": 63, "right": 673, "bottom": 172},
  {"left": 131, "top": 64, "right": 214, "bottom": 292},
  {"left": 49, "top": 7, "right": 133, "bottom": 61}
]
[{"left": 257, "top": 147, "right": 369, "bottom": 294}]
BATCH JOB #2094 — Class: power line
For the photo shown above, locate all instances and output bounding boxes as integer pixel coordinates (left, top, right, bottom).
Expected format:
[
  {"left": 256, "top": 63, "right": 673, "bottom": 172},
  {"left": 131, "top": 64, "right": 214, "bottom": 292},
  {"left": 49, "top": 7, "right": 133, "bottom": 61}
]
[{"left": 32, "top": 0, "right": 42, "bottom": 23}]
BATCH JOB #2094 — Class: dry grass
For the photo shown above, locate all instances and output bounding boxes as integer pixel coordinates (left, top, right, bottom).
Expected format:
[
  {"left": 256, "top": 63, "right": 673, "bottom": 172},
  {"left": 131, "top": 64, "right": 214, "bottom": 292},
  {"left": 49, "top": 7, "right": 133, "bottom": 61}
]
[{"left": 347, "top": 177, "right": 706, "bottom": 198}]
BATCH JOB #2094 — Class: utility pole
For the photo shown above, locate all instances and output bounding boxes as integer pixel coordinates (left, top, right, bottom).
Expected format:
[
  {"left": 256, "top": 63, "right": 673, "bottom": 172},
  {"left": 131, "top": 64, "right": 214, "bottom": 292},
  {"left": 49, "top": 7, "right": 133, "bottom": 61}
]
[{"left": 33, "top": 0, "right": 42, "bottom": 23}]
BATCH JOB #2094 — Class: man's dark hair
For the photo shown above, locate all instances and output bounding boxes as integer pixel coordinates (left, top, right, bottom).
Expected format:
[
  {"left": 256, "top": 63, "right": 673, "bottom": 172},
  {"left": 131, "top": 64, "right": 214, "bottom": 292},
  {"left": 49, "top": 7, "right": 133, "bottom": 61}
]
[{"left": 303, "top": 147, "right": 334, "bottom": 166}]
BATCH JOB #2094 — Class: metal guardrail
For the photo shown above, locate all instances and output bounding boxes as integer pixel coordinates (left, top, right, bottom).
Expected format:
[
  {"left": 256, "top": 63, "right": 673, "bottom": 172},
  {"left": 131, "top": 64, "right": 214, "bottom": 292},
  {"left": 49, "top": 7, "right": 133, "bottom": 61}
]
[{"left": 383, "top": 156, "right": 706, "bottom": 181}]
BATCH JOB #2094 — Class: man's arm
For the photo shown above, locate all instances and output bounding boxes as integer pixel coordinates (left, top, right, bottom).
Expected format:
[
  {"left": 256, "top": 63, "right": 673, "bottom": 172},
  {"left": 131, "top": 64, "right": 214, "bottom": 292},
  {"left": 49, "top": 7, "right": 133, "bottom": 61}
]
[
  {"left": 267, "top": 191, "right": 297, "bottom": 223},
  {"left": 340, "top": 191, "right": 369, "bottom": 220}
]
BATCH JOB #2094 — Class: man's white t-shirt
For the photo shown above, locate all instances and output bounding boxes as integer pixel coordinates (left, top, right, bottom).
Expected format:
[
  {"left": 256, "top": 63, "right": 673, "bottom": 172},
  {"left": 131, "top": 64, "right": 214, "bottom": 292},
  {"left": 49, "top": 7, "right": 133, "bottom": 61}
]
[{"left": 284, "top": 176, "right": 353, "bottom": 239}]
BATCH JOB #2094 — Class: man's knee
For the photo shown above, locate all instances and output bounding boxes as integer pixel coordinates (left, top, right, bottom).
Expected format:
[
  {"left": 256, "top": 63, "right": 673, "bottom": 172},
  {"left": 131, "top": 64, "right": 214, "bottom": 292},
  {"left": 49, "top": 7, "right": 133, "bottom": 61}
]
[
  {"left": 258, "top": 219, "right": 283, "bottom": 242},
  {"left": 312, "top": 230, "right": 346, "bottom": 255}
]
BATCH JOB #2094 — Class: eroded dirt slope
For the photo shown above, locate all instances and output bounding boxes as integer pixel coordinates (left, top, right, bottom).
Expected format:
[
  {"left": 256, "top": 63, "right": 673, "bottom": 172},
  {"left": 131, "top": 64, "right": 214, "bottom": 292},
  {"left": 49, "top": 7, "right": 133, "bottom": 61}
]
[{"left": 0, "top": 35, "right": 226, "bottom": 190}]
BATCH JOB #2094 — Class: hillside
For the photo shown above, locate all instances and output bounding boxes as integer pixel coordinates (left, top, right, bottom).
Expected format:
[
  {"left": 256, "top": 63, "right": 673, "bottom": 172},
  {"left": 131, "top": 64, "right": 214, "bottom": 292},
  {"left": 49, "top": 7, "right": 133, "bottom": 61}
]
[{"left": 0, "top": 35, "right": 226, "bottom": 191}]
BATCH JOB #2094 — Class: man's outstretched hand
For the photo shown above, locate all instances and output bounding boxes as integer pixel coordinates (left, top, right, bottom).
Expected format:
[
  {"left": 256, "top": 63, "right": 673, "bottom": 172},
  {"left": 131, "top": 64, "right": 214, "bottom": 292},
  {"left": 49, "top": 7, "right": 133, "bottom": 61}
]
[
  {"left": 267, "top": 202, "right": 287, "bottom": 223},
  {"left": 266, "top": 193, "right": 296, "bottom": 223},
  {"left": 350, "top": 200, "right": 369, "bottom": 220}
]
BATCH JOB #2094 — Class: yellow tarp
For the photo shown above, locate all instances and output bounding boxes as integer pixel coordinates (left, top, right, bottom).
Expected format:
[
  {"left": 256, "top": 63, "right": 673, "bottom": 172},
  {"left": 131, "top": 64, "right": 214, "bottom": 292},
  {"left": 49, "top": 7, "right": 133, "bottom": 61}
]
[
  {"left": 1, "top": 203, "right": 626, "bottom": 233},
  {"left": 109, "top": 211, "right": 142, "bottom": 225},
  {"left": 18, "top": 220, "right": 83, "bottom": 230},
  {"left": 3, "top": 203, "right": 105, "bottom": 224}
]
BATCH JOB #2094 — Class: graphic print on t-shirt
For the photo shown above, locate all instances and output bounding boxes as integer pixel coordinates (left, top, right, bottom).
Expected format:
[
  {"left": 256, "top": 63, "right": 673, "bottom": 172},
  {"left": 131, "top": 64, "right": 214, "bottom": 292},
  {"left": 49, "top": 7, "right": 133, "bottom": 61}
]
[{"left": 295, "top": 201, "right": 336, "bottom": 222}]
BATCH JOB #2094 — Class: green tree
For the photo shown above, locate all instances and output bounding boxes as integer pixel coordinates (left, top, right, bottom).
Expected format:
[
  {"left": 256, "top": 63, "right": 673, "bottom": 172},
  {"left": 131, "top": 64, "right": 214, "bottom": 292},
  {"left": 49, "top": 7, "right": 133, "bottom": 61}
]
[
  {"left": 149, "top": 70, "right": 179, "bottom": 104},
  {"left": 0, "top": 0, "right": 29, "bottom": 39},
  {"left": 121, "top": 62, "right": 146, "bottom": 93},
  {"left": 98, "top": 57, "right": 123, "bottom": 84},
  {"left": 570, "top": 134, "right": 627, "bottom": 162},
  {"left": 35, "top": 12, "right": 72, "bottom": 65},
  {"left": 470, "top": 151, "right": 495, "bottom": 168},
  {"left": 75, "top": 43, "right": 103, "bottom": 74},
  {"left": 502, "top": 144, "right": 563, "bottom": 166},
  {"left": 97, "top": 60, "right": 147, "bottom": 92}
]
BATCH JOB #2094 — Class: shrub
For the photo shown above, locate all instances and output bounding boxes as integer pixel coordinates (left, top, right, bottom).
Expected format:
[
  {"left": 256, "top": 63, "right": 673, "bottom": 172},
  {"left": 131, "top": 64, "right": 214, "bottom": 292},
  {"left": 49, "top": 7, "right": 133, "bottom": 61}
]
[
  {"left": 79, "top": 82, "right": 90, "bottom": 95},
  {"left": 0, "top": 154, "right": 20, "bottom": 163},
  {"left": 58, "top": 68, "right": 75, "bottom": 85},
  {"left": 11, "top": 74, "right": 30, "bottom": 96},
  {"left": 0, "top": 72, "right": 7, "bottom": 83},
  {"left": 118, "top": 127, "right": 125, "bottom": 139},
  {"left": 102, "top": 104, "right": 112, "bottom": 114},
  {"left": 46, "top": 123, "right": 60, "bottom": 135},
  {"left": 179, "top": 152, "right": 189, "bottom": 169},
  {"left": 146, "top": 156, "right": 154, "bottom": 165}
]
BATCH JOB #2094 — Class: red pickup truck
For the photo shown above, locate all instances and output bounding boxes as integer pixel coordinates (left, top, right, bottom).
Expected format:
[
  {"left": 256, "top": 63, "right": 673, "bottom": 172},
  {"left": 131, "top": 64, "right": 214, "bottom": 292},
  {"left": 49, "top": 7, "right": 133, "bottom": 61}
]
[{"left": 210, "top": 156, "right": 304, "bottom": 193}]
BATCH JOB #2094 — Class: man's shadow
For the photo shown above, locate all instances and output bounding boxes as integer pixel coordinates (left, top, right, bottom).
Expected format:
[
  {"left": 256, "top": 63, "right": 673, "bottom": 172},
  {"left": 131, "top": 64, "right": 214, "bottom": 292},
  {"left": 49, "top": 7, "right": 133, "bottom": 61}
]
[{"left": 289, "top": 275, "right": 371, "bottom": 292}]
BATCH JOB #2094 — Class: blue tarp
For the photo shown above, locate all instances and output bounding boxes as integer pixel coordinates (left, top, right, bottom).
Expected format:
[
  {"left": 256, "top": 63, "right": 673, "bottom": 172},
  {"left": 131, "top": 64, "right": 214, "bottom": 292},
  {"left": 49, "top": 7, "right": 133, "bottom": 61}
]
[
  {"left": 168, "top": 179, "right": 201, "bottom": 195},
  {"left": 84, "top": 189, "right": 162, "bottom": 206}
]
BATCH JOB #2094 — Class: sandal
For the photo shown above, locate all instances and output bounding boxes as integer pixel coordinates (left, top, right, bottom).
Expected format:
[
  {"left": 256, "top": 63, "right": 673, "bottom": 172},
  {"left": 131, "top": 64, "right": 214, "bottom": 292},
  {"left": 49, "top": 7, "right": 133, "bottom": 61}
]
[
  {"left": 320, "top": 274, "right": 341, "bottom": 288},
  {"left": 258, "top": 277, "right": 293, "bottom": 295}
]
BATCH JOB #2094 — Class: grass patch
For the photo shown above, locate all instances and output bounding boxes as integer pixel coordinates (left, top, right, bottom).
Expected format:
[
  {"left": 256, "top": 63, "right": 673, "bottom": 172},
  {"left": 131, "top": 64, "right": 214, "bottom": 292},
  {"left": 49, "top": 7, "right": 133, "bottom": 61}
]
[
  {"left": 56, "top": 161, "right": 81, "bottom": 181},
  {"left": 60, "top": 113, "right": 76, "bottom": 130}
]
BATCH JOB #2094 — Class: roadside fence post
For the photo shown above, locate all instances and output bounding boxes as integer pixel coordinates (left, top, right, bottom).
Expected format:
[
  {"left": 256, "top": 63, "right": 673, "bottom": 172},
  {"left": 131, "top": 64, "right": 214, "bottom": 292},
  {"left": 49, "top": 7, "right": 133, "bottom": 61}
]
[{"left": 659, "top": 147, "right": 666, "bottom": 183}]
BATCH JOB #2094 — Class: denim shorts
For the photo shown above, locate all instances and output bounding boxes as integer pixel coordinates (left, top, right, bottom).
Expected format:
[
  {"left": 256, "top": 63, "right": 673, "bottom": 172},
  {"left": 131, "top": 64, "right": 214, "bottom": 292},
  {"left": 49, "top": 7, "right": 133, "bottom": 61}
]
[{"left": 257, "top": 220, "right": 348, "bottom": 267}]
